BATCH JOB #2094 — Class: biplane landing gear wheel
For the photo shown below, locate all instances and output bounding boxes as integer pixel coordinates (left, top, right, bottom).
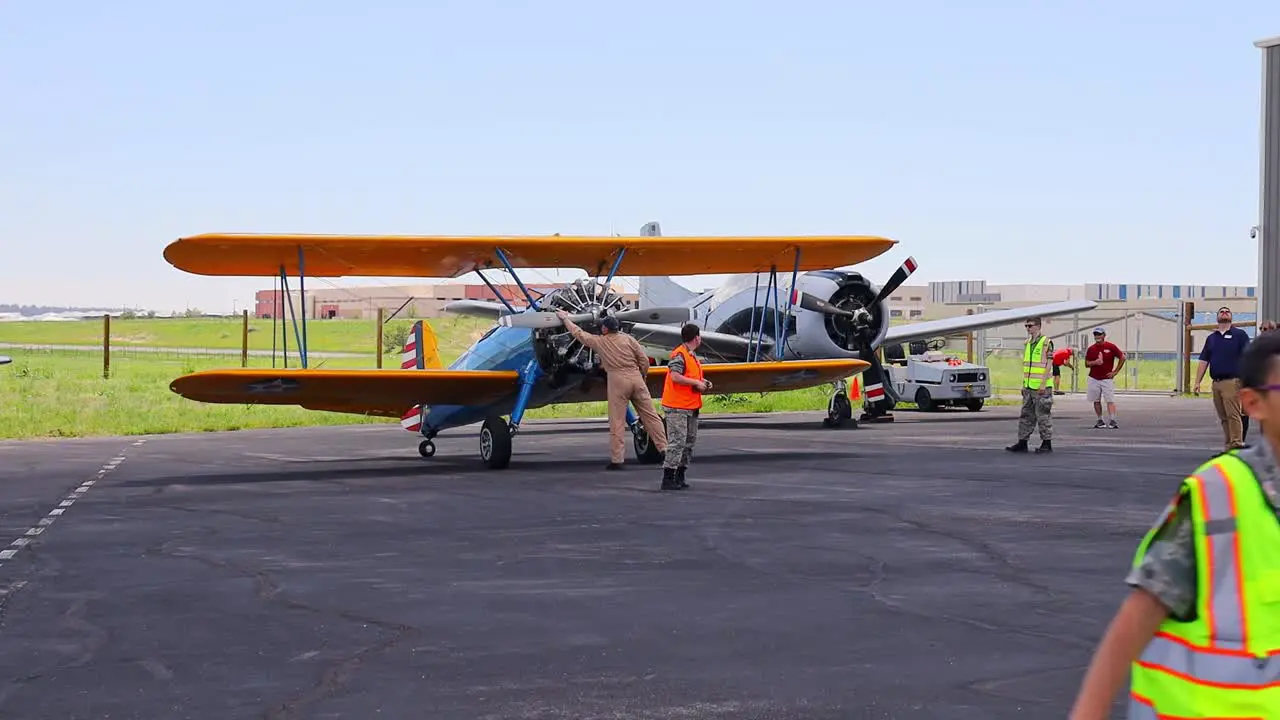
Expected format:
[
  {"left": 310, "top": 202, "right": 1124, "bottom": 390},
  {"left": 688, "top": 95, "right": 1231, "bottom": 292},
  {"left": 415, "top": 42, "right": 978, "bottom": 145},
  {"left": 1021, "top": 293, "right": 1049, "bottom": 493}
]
[
  {"left": 480, "top": 415, "right": 513, "bottom": 469},
  {"left": 632, "top": 425, "right": 663, "bottom": 464},
  {"left": 823, "top": 392, "right": 854, "bottom": 428},
  {"left": 418, "top": 439, "right": 436, "bottom": 458}
]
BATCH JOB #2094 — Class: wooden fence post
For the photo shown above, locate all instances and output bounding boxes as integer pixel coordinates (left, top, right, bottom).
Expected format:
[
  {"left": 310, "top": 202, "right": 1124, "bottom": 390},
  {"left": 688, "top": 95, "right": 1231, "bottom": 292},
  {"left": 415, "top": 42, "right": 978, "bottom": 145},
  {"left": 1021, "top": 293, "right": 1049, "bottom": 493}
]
[
  {"left": 241, "top": 309, "right": 249, "bottom": 368},
  {"left": 103, "top": 314, "right": 110, "bottom": 379},
  {"left": 376, "top": 308, "right": 384, "bottom": 368}
]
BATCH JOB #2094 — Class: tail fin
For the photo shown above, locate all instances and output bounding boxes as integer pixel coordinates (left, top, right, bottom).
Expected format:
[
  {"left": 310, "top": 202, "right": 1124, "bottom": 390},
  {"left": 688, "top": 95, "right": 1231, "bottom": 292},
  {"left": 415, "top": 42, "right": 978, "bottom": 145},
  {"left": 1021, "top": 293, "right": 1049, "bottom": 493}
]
[
  {"left": 400, "top": 320, "right": 442, "bottom": 370},
  {"left": 399, "top": 319, "right": 442, "bottom": 433},
  {"left": 636, "top": 221, "right": 699, "bottom": 311}
]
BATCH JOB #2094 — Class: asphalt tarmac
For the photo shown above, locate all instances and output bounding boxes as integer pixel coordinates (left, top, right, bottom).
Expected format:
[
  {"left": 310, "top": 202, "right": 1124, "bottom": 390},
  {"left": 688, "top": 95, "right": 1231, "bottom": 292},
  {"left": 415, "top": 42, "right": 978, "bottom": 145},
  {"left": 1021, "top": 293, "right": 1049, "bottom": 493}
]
[{"left": 0, "top": 394, "right": 1232, "bottom": 718}]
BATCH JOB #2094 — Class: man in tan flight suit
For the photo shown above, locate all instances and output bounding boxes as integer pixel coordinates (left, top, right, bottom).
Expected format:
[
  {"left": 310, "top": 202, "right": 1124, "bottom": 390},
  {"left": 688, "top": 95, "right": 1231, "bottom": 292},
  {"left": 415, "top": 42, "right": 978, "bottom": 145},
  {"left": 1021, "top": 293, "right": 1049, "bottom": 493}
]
[{"left": 556, "top": 310, "right": 668, "bottom": 469}]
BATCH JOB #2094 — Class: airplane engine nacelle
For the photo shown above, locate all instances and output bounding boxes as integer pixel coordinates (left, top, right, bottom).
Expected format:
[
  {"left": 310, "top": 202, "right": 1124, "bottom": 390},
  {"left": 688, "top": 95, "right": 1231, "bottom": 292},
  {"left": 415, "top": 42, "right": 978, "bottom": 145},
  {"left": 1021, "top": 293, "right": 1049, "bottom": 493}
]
[
  {"left": 785, "top": 271, "right": 891, "bottom": 359},
  {"left": 699, "top": 270, "right": 890, "bottom": 361}
]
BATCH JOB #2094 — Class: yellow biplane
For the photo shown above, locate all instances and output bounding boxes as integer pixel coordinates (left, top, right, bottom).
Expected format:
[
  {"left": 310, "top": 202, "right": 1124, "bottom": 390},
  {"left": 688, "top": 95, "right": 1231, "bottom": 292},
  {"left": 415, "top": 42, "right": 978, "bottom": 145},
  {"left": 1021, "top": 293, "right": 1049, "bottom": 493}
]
[{"left": 164, "top": 231, "right": 894, "bottom": 468}]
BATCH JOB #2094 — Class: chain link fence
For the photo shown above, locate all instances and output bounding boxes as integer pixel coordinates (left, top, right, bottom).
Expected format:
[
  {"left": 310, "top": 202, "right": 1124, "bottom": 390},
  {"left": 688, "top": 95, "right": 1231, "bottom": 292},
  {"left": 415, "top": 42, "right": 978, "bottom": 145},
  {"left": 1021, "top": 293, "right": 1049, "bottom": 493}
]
[{"left": 937, "top": 304, "right": 1251, "bottom": 398}]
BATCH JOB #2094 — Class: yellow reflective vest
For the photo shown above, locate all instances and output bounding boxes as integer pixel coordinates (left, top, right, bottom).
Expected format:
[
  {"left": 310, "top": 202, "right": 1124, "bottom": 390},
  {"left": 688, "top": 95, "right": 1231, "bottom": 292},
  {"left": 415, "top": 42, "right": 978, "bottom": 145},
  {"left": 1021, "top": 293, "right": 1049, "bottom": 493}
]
[
  {"left": 1127, "top": 451, "right": 1280, "bottom": 718},
  {"left": 1021, "top": 335, "right": 1052, "bottom": 390}
]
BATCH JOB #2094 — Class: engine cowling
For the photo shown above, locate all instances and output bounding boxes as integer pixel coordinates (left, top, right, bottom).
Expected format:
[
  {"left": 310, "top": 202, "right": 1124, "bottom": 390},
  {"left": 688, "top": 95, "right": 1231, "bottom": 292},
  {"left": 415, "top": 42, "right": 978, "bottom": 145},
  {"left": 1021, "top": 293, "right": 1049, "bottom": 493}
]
[
  {"left": 531, "top": 278, "right": 628, "bottom": 375},
  {"left": 770, "top": 271, "right": 891, "bottom": 360}
]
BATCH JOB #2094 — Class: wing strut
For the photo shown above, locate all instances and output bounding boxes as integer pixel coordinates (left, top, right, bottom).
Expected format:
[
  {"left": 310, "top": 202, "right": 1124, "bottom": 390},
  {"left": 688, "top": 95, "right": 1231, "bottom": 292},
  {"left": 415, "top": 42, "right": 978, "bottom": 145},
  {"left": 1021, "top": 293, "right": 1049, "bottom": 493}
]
[
  {"left": 748, "top": 272, "right": 761, "bottom": 362},
  {"left": 778, "top": 247, "right": 802, "bottom": 357},
  {"left": 297, "top": 246, "right": 309, "bottom": 369},
  {"left": 495, "top": 248, "right": 540, "bottom": 310},
  {"left": 602, "top": 247, "right": 627, "bottom": 293},
  {"left": 474, "top": 269, "right": 516, "bottom": 313},
  {"left": 280, "top": 264, "right": 304, "bottom": 368}
]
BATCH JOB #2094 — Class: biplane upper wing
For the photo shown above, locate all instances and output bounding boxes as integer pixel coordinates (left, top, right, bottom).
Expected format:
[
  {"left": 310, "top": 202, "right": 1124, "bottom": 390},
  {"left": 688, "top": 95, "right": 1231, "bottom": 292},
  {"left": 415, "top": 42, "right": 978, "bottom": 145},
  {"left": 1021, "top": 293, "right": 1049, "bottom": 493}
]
[
  {"left": 169, "top": 368, "right": 521, "bottom": 416},
  {"left": 163, "top": 233, "right": 896, "bottom": 278},
  {"left": 882, "top": 299, "right": 1100, "bottom": 347}
]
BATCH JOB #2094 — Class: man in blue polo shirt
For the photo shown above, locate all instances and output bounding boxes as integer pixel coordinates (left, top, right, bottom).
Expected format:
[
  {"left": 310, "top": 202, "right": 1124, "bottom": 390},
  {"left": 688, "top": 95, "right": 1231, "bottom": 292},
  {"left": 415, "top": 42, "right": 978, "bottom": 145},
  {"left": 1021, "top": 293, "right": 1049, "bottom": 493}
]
[{"left": 1192, "top": 306, "right": 1251, "bottom": 450}]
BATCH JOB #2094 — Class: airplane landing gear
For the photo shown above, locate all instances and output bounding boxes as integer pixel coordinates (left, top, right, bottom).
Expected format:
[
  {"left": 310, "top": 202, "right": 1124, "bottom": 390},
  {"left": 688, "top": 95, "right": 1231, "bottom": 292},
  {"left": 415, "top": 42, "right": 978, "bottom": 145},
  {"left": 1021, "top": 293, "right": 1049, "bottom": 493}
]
[
  {"left": 631, "top": 424, "right": 664, "bottom": 464},
  {"left": 418, "top": 439, "right": 436, "bottom": 458},
  {"left": 824, "top": 392, "right": 855, "bottom": 428},
  {"left": 822, "top": 379, "right": 856, "bottom": 428},
  {"left": 626, "top": 405, "right": 663, "bottom": 464},
  {"left": 480, "top": 415, "right": 513, "bottom": 469}
]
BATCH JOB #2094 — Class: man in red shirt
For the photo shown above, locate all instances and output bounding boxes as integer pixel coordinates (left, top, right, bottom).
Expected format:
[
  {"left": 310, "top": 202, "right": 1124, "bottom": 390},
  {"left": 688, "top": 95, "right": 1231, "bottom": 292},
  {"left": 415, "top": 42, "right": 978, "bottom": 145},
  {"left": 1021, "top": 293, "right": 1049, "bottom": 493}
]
[
  {"left": 1084, "top": 327, "right": 1125, "bottom": 428},
  {"left": 1051, "top": 346, "right": 1074, "bottom": 396}
]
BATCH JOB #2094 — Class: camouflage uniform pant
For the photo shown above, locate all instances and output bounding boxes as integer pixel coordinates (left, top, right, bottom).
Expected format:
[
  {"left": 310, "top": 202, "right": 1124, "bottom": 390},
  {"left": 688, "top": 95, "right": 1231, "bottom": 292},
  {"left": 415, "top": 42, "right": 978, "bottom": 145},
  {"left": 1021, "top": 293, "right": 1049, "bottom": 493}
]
[
  {"left": 1018, "top": 387, "right": 1053, "bottom": 442},
  {"left": 663, "top": 408, "right": 699, "bottom": 469}
]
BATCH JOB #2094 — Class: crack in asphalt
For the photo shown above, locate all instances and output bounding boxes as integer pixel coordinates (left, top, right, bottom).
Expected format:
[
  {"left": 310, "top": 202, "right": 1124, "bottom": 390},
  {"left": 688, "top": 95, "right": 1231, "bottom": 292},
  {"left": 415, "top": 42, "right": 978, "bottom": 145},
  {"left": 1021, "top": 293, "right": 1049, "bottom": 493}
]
[{"left": 146, "top": 540, "right": 418, "bottom": 720}]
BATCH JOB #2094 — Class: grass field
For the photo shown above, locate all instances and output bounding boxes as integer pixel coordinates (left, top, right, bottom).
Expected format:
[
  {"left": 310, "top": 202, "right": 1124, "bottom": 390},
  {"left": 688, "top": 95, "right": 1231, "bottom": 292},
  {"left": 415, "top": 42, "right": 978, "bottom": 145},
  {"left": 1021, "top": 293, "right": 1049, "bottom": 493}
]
[
  {"left": 0, "top": 315, "right": 489, "bottom": 358},
  {"left": 0, "top": 317, "right": 1189, "bottom": 440}
]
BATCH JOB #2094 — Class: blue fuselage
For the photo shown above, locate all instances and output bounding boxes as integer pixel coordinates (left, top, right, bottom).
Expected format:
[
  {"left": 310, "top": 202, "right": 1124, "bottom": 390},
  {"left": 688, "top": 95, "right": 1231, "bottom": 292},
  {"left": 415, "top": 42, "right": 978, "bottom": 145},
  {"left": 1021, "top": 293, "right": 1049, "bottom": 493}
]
[{"left": 418, "top": 325, "right": 596, "bottom": 435}]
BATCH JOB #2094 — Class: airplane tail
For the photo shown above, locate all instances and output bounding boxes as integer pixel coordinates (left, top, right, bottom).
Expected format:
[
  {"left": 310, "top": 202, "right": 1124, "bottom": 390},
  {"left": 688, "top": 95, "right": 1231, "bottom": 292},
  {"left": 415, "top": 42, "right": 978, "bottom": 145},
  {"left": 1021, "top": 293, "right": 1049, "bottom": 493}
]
[
  {"left": 399, "top": 319, "right": 442, "bottom": 433},
  {"left": 400, "top": 319, "right": 442, "bottom": 370},
  {"left": 635, "top": 221, "right": 699, "bottom": 311}
]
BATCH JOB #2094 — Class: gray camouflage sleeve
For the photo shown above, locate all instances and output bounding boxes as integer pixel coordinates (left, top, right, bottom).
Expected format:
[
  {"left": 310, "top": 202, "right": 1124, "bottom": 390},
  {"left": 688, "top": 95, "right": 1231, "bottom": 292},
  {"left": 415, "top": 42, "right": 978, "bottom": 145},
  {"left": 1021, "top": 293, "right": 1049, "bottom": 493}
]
[{"left": 1124, "top": 497, "right": 1197, "bottom": 621}]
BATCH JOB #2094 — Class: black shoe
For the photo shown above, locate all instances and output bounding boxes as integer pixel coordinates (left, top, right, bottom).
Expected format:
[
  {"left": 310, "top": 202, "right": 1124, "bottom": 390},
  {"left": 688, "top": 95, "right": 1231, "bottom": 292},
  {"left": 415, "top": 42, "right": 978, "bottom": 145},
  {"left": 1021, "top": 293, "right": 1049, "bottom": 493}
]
[
  {"left": 675, "top": 466, "right": 689, "bottom": 489},
  {"left": 1006, "top": 439, "right": 1028, "bottom": 452},
  {"left": 661, "top": 468, "right": 679, "bottom": 490},
  {"left": 1107, "top": 419, "right": 1118, "bottom": 429},
  {"left": 1035, "top": 440, "right": 1053, "bottom": 453},
  {"left": 606, "top": 462, "right": 623, "bottom": 470},
  {"left": 1093, "top": 419, "right": 1106, "bottom": 429}
]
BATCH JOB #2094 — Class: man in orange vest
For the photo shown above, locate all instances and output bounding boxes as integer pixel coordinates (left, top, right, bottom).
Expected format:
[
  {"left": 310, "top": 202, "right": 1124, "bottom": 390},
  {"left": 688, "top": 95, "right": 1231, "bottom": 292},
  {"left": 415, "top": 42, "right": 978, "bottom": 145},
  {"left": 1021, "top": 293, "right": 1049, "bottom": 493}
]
[{"left": 660, "top": 323, "right": 711, "bottom": 490}]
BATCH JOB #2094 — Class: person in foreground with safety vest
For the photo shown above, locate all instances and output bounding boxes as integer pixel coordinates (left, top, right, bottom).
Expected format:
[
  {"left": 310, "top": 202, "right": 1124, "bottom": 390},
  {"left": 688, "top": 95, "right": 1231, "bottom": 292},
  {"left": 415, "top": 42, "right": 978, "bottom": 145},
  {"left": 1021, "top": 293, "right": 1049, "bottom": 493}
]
[
  {"left": 660, "top": 323, "right": 710, "bottom": 491},
  {"left": 1068, "top": 329, "right": 1280, "bottom": 719},
  {"left": 1006, "top": 316, "right": 1055, "bottom": 453}
]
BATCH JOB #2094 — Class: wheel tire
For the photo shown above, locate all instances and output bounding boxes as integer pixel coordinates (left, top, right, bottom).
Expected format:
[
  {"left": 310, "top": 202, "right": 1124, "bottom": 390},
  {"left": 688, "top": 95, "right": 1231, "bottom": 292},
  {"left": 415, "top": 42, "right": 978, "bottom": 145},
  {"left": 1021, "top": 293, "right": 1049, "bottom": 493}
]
[
  {"left": 480, "top": 416, "right": 513, "bottom": 469},
  {"left": 915, "top": 387, "right": 936, "bottom": 412},
  {"left": 825, "top": 393, "right": 852, "bottom": 428},
  {"left": 418, "top": 439, "right": 436, "bottom": 458},
  {"left": 966, "top": 399, "right": 984, "bottom": 412},
  {"left": 632, "top": 425, "right": 663, "bottom": 464}
]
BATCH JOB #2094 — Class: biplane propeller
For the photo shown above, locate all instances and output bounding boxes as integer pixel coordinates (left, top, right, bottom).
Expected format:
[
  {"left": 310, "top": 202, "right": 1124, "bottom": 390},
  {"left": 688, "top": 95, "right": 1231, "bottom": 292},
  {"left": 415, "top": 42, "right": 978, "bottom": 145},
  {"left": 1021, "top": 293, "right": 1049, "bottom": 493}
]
[{"left": 162, "top": 229, "right": 896, "bottom": 469}]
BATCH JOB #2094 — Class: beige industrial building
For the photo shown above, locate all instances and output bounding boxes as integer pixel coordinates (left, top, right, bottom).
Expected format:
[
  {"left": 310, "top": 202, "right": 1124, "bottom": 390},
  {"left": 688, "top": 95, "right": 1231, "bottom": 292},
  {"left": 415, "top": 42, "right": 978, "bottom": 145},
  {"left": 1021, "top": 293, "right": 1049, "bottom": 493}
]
[
  {"left": 256, "top": 276, "right": 1260, "bottom": 360},
  {"left": 889, "top": 280, "right": 1261, "bottom": 360}
]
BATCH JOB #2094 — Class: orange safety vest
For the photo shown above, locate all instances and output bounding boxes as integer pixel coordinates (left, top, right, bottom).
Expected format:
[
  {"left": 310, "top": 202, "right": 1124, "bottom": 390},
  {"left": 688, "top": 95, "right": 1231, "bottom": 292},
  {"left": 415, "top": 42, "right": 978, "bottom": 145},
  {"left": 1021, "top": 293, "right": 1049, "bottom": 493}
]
[{"left": 662, "top": 344, "right": 704, "bottom": 410}]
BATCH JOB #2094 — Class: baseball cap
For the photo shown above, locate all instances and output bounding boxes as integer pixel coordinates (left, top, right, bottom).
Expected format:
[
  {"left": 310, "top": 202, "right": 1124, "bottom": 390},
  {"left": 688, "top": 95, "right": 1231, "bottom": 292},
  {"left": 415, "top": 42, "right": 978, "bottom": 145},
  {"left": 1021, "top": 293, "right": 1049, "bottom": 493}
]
[{"left": 1092, "top": 327, "right": 1105, "bottom": 335}]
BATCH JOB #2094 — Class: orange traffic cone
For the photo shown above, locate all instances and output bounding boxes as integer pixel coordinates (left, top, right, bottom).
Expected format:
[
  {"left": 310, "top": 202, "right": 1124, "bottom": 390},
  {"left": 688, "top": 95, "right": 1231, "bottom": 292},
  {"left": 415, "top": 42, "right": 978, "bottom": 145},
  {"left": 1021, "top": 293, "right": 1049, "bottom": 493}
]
[{"left": 849, "top": 376, "right": 862, "bottom": 401}]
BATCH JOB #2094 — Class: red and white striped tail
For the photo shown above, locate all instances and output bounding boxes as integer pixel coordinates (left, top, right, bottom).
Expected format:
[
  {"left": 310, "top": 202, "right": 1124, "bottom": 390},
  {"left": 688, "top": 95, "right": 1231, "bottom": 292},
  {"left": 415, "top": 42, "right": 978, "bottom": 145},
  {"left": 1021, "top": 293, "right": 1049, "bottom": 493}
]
[
  {"left": 401, "top": 406, "right": 424, "bottom": 433},
  {"left": 400, "top": 320, "right": 426, "bottom": 432}
]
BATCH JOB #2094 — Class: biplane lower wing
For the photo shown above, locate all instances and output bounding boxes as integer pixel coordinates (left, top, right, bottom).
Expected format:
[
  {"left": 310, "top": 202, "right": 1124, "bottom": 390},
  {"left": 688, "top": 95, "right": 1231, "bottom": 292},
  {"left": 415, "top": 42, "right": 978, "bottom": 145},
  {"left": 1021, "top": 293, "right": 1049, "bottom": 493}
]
[
  {"left": 169, "top": 368, "right": 521, "bottom": 416},
  {"left": 654, "top": 358, "right": 870, "bottom": 396},
  {"left": 561, "top": 359, "right": 871, "bottom": 405},
  {"left": 169, "top": 359, "right": 869, "bottom": 418}
]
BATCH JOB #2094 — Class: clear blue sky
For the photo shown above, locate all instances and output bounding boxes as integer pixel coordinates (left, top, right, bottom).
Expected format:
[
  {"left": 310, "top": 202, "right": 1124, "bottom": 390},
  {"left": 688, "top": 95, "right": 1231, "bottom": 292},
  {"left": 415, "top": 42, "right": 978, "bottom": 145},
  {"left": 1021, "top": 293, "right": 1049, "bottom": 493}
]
[{"left": 3, "top": 0, "right": 1279, "bottom": 313}]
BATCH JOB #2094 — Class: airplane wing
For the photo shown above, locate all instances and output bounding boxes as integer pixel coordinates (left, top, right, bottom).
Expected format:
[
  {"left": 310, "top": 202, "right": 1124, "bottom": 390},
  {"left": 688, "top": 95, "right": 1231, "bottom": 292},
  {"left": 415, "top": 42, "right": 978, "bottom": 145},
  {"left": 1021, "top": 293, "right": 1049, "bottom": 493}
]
[
  {"left": 442, "top": 300, "right": 516, "bottom": 319},
  {"left": 626, "top": 322, "right": 773, "bottom": 363},
  {"left": 163, "top": 233, "right": 896, "bottom": 278},
  {"left": 630, "top": 358, "right": 869, "bottom": 400},
  {"left": 168, "top": 368, "right": 520, "bottom": 415},
  {"left": 882, "top": 300, "right": 1099, "bottom": 347}
]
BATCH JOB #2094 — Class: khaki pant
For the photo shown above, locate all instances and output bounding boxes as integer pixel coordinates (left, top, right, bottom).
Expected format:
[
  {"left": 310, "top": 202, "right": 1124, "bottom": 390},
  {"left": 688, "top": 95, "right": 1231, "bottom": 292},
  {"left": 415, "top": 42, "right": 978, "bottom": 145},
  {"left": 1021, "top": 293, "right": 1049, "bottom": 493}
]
[
  {"left": 1212, "top": 379, "right": 1244, "bottom": 450},
  {"left": 608, "top": 372, "right": 667, "bottom": 464}
]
